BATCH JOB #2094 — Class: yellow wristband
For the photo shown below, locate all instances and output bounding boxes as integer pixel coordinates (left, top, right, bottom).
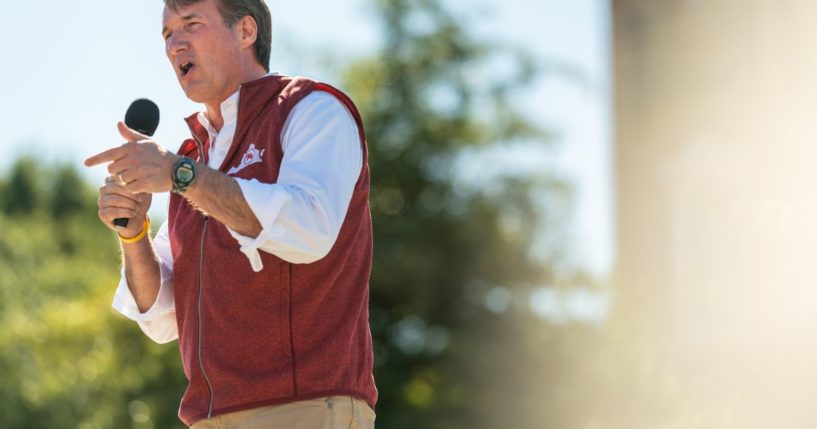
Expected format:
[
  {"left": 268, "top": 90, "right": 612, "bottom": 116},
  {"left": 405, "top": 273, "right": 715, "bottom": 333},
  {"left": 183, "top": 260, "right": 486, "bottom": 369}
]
[{"left": 118, "top": 217, "right": 151, "bottom": 244}]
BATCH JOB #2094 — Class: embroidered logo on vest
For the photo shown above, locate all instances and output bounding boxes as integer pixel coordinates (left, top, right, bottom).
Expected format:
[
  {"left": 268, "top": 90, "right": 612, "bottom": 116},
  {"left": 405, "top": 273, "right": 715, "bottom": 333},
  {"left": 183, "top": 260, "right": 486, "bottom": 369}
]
[{"left": 228, "top": 143, "right": 266, "bottom": 175}]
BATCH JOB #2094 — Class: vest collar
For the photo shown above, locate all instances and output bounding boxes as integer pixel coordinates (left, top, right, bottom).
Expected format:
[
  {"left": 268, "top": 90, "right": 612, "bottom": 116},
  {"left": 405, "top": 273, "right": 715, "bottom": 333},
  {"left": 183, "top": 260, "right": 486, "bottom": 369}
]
[{"left": 183, "top": 74, "right": 286, "bottom": 170}]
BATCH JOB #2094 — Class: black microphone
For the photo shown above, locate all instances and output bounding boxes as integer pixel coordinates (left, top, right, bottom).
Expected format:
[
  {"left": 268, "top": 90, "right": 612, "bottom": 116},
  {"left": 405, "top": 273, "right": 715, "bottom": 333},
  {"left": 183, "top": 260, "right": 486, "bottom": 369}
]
[{"left": 114, "top": 98, "right": 160, "bottom": 228}]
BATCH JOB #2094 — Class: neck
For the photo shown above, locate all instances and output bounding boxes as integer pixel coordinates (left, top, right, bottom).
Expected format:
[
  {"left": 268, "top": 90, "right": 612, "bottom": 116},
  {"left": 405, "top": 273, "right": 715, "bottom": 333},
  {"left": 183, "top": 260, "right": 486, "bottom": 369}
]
[
  {"left": 203, "top": 101, "right": 227, "bottom": 132},
  {"left": 204, "top": 64, "right": 267, "bottom": 132}
]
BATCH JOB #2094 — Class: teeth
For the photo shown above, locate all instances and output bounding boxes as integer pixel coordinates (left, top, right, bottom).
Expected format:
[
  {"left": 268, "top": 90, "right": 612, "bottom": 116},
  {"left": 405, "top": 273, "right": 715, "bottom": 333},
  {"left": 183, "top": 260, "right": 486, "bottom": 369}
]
[{"left": 180, "top": 63, "right": 193, "bottom": 75}]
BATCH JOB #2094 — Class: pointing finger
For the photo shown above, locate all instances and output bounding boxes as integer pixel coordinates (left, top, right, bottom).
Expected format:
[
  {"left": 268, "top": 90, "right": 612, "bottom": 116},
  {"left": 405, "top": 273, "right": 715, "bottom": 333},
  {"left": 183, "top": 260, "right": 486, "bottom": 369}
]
[{"left": 84, "top": 145, "right": 127, "bottom": 167}]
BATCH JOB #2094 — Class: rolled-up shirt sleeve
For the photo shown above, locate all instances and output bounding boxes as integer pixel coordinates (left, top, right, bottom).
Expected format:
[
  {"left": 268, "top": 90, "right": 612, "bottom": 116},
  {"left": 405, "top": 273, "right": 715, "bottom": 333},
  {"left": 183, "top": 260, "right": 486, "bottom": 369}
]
[
  {"left": 227, "top": 91, "right": 363, "bottom": 271},
  {"left": 111, "top": 220, "right": 178, "bottom": 344}
]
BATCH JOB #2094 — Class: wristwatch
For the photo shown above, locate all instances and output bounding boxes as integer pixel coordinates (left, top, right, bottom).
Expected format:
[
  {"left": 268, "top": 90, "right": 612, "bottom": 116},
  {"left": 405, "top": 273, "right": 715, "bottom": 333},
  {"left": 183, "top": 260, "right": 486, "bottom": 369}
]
[{"left": 171, "top": 156, "right": 197, "bottom": 193}]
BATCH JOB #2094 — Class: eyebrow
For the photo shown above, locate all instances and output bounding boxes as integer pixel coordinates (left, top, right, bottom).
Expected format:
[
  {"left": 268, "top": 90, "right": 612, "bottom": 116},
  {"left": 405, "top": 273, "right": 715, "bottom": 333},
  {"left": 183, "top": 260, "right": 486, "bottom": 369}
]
[{"left": 162, "top": 13, "right": 203, "bottom": 37}]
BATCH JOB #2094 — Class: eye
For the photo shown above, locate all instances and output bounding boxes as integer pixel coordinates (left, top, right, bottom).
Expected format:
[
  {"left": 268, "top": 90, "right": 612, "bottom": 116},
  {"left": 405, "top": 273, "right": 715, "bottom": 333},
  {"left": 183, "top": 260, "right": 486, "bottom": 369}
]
[
  {"left": 185, "top": 22, "right": 201, "bottom": 32},
  {"left": 163, "top": 31, "right": 172, "bottom": 41}
]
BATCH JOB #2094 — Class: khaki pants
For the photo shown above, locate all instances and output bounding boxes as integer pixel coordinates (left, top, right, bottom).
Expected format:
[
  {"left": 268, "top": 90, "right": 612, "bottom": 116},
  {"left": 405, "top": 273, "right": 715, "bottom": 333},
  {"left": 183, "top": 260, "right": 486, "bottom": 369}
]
[{"left": 190, "top": 396, "right": 376, "bottom": 429}]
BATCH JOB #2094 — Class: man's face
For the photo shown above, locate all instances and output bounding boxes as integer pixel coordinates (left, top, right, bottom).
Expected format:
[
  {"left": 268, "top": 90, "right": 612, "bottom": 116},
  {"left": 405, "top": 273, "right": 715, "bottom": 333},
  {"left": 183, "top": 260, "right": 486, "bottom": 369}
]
[{"left": 162, "top": 0, "right": 244, "bottom": 105}]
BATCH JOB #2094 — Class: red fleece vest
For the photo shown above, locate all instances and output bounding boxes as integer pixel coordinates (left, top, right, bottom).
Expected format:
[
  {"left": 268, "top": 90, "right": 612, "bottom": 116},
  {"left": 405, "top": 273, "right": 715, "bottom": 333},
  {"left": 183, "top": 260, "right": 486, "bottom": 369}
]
[{"left": 168, "top": 75, "right": 377, "bottom": 426}]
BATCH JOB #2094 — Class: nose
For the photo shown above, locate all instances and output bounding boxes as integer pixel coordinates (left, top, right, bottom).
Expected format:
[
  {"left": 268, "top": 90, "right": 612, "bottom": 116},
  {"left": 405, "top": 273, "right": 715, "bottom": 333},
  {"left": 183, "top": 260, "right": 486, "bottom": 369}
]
[{"left": 166, "top": 33, "right": 188, "bottom": 56}]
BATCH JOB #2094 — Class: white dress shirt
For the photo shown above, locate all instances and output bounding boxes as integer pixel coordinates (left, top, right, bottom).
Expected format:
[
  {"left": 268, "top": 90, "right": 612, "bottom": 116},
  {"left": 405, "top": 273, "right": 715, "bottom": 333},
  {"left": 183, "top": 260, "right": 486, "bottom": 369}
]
[{"left": 112, "top": 87, "right": 363, "bottom": 344}]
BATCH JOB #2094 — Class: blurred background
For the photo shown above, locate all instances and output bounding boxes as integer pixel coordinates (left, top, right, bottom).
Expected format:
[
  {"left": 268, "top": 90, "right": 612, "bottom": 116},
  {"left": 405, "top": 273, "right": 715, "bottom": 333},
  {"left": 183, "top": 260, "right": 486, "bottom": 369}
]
[{"left": 6, "top": 0, "right": 817, "bottom": 428}]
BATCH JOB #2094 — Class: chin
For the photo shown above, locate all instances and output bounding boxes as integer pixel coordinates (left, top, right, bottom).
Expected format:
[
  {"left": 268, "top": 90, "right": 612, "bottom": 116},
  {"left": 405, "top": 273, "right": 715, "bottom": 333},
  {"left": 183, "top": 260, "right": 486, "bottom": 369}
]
[
  {"left": 181, "top": 85, "right": 206, "bottom": 103},
  {"left": 179, "top": 78, "right": 224, "bottom": 105},
  {"left": 185, "top": 93, "right": 206, "bottom": 103}
]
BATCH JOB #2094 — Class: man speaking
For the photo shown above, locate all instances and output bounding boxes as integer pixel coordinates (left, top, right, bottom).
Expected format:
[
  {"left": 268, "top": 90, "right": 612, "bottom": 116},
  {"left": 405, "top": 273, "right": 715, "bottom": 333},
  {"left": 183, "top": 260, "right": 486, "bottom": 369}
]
[{"left": 84, "top": 0, "right": 377, "bottom": 427}]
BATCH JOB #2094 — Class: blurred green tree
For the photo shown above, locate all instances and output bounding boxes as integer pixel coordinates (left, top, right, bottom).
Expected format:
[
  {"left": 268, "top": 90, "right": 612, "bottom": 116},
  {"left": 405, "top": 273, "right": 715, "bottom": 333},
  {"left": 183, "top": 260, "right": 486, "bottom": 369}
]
[
  {"left": 0, "top": 159, "right": 186, "bottom": 429},
  {"left": 3, "top": 157, "right": 43, "bottom": 216},
  {"left": 50, "top": 164, "right": 93, "bottom": 219},
  {"left": 337, "top": 0, "right": 589, "bottom": 428}
]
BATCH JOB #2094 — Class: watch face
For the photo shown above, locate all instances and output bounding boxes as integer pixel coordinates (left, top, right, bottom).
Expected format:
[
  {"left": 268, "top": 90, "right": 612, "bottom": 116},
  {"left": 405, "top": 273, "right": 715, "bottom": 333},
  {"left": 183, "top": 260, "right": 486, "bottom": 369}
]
[
  {"left": 177, "top": 165, "right": 195, "bottom": 184},
  {"left": 173, "top": 158, "right": 197, "bottom": 193}
]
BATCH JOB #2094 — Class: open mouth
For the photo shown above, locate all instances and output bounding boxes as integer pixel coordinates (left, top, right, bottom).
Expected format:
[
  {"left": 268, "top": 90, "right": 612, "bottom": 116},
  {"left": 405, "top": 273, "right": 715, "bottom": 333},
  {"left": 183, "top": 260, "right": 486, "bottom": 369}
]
[{"left": 180, "top": 62, "right": 194, "bottom": 76}]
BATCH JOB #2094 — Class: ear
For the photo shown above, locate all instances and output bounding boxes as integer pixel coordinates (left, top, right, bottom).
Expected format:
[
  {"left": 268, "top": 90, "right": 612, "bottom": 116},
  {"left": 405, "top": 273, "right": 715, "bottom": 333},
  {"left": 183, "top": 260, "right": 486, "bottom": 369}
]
[{"left": 237, "top": 15, "right": 258, "bottom": 50}]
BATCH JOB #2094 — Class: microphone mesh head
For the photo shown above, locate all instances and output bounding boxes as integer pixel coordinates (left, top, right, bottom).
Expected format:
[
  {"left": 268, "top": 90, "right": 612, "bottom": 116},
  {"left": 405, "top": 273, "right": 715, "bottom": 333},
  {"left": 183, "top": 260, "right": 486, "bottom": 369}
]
[{"left": 124, "top": 98, "right": 160, "bottom": 136}]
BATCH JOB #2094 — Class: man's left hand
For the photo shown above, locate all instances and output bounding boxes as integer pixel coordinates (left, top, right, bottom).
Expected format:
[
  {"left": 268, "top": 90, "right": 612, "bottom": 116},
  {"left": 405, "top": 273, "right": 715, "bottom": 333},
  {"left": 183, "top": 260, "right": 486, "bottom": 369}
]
[{"left": 84, "top": 121, "right": 178, "bottom": 194}]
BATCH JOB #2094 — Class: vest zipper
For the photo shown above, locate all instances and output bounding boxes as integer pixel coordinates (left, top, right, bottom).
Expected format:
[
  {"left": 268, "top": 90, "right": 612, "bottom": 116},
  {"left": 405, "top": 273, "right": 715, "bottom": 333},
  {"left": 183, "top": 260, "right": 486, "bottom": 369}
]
[
  {"left": 197, "top": 217, "right": 215, "bottom": 417},
  {"left": 191, "top": 125, "right": 215, "bottom": 416}
]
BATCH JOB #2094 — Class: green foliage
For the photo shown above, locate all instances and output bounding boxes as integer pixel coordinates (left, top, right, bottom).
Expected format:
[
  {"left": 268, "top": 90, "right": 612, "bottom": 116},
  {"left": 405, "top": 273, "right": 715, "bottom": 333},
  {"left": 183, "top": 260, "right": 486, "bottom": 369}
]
[
  {"left": 0, "top": 160, "right": 186, "bottom": 429},
  {"left": 339, "top": 0, "right": 587, "bottom": 428},
  {"left": 3, "top": 157, "right": 43, "bottom": 216},
  {"left": 50, "top": 165, "right": 94, "bottom": 219}
]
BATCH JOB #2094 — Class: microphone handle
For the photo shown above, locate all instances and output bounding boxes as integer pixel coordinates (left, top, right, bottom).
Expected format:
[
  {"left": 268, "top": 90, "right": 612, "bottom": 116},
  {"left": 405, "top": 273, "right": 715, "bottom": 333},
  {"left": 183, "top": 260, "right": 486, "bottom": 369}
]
[{"left": 112, "top": 126, "right": 153, "bottom": 229}]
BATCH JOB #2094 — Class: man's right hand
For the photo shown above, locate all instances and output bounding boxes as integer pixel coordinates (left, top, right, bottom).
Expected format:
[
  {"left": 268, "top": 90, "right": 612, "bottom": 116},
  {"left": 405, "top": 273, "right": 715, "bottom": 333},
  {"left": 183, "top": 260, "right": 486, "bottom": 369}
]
[{"left": 96, "top": 175, "right": 153, "bottom": 239}]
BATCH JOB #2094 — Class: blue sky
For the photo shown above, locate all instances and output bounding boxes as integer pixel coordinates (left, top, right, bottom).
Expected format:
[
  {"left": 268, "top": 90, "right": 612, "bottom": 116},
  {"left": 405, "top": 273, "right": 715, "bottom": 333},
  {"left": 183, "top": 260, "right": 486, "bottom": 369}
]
[{"left": 1, "top": 0, "right": 611, "bottom": 276}]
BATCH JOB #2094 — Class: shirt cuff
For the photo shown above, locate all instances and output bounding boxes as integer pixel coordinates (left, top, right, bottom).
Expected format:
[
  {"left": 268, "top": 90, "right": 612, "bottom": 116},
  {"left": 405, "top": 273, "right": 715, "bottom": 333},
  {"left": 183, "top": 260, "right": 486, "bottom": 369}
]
[
  {"left": 227, "top": 178, "right": 291, "bottom": 272},
  {"left": 111, "top": 263, "right": 175, "bottom": 322}
]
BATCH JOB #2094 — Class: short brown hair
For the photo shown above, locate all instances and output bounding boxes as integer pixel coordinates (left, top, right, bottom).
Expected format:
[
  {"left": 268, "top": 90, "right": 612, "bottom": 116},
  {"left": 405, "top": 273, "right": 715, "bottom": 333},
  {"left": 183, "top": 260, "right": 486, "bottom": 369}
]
[{"left": 165, "top": 0, "right": 272, "bottom": 72}]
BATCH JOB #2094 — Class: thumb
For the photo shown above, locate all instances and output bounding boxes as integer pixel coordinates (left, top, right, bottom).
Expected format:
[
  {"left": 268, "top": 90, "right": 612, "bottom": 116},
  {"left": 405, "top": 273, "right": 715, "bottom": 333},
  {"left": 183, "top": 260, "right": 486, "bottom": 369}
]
[{"left": 117, "top": 121, "right": 150, "bottom": 143}]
